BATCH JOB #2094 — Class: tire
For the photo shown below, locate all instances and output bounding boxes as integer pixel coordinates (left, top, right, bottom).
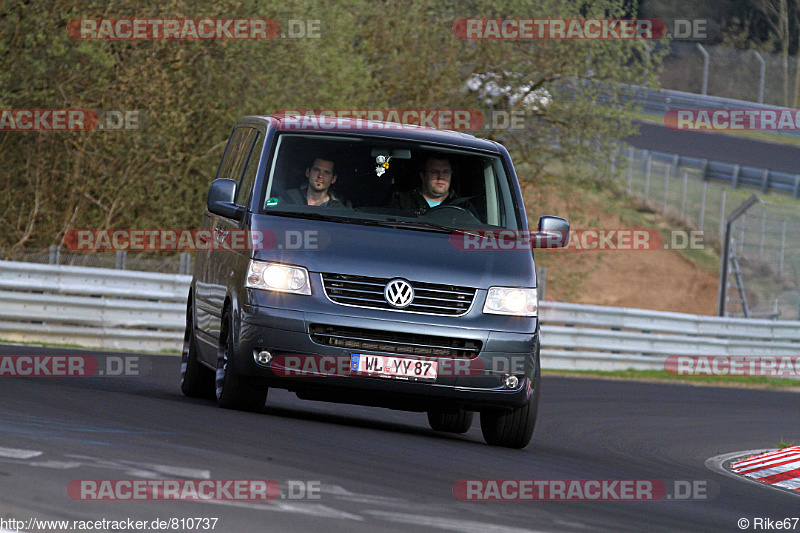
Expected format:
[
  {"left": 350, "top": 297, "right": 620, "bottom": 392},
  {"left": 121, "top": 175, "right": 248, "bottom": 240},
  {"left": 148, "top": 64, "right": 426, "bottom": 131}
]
[
  {"left": 215, "top": 309, "right": 268, "bottom": 411},
  {"left": 427, "top": 409, "right": 474, "bottom": 434},
  {"left": 480, "top": 381, "right": 539, "bottom": 449},
  {"left": 180, "top": 297, "right": 215, "bottom": 399}
]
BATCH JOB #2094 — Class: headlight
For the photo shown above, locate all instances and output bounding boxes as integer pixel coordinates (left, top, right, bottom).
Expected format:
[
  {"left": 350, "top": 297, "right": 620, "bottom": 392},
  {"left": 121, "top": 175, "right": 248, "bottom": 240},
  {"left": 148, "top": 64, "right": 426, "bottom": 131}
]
[
  {"left": 246, "top": 260, "right": 311, "bottom": 295},
  {"left": 483, "top": 287, "right": 537, "bottom": 316}
]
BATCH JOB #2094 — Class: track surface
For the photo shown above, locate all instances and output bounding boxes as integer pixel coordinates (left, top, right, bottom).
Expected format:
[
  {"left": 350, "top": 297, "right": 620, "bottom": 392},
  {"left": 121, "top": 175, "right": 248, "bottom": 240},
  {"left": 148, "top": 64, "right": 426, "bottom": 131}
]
[
  {"left": 0, "top": 345, "right": 798, "bottom": 532},
  {"left": 624, "top": 122, "right": 800, "bottom": 173}
]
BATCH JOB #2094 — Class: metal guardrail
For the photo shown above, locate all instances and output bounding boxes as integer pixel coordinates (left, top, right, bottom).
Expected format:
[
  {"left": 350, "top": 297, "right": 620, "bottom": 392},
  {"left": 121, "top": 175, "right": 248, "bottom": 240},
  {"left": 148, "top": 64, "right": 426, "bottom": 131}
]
[
  {"left": 0, "top": 261, "right": 190, "bottom": 352},
  {"left": 631, "top": 85, "right": 792, "bottom": 113},
  {"left": 612, "top": 85, "right": 800, "bottom": 198},
  {"left": 618, "top": 146, "right": 800, "bottom": 200},
  {"left": 2, "top": 261, "right": 799, "bottom": 370},
  {"left": 539, "top": 301, "right": 800, "bottom": 371},
  {"left": 626, "top": 84, "right": 800, "bottom": 137}
]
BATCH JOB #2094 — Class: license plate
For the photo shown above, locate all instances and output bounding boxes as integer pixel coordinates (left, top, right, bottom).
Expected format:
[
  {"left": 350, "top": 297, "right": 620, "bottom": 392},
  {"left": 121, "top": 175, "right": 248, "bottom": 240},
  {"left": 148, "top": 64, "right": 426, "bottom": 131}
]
[{"left": 350, "top": 354, "right": 438, "bottom": 381}]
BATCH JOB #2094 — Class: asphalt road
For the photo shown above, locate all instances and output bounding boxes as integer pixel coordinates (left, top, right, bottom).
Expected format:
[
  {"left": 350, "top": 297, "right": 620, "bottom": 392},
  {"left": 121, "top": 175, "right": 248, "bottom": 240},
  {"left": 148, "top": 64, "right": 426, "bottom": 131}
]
[
  {"left": 0, "top": 345, "right": 797, "bottom": 533},
  {"left": 624, "top": 122, "right": 800, "bottom": 174}
]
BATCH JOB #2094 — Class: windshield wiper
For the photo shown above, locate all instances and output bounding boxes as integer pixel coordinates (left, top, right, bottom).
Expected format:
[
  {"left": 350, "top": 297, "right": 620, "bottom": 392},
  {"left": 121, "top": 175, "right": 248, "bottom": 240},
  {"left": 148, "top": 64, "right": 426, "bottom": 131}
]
[
  {"left": 267, "top": 210, "right": 354, "bottom": 223},
  {"left": 360, "top": 220, "right": 498, "bottom": 239},
  {"left": 267, "top": 211, "right": 491, "bottom": 238},
  {"left": 356, "top": 219, "right": 457, "bottom": 233}
]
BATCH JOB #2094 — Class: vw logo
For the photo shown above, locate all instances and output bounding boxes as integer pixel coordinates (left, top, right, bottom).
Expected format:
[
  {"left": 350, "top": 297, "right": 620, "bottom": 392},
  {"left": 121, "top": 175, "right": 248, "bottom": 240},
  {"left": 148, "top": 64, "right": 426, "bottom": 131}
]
[{"left": 384, "top": 279, "right": 414, "bottom": 308}]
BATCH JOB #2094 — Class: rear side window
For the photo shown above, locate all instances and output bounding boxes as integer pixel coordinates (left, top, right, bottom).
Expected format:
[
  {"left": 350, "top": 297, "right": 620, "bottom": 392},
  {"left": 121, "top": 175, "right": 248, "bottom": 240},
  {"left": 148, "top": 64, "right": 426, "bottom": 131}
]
[
  {"left": 216, "top": 128, "right": 258, "bottom": 182},
  {"left": 236, "top": 131, "right": 264, "bottom": 206}
]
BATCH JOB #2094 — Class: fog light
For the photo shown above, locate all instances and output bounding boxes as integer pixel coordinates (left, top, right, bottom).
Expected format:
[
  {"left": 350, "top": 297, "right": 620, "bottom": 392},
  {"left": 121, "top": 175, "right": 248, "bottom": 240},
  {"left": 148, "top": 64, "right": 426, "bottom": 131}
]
[
  {"left": 503, "top": 374, "right": 519, "bottom": 389},
  {"left": 254, "top": 350, "right": 273, "bottom": 365}
]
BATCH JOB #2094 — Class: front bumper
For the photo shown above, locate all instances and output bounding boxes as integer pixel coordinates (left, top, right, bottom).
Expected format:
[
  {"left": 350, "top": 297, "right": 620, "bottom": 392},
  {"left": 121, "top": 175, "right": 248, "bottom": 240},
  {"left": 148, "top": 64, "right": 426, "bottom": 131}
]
[{"left": 235, "top": 304, "right": 539, "bottom": 411}]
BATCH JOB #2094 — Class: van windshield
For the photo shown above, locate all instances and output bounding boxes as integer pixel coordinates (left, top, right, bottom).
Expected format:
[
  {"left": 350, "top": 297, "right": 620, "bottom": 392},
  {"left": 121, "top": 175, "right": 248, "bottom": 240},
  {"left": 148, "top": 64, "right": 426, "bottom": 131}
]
[{"left": 259, "top": 133, "right": 521, "bottom": 231}]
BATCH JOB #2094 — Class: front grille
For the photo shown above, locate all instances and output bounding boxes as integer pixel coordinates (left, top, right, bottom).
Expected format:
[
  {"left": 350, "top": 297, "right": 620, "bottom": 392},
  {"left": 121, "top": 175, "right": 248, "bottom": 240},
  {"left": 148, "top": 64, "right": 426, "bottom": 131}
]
[
  {"left": 321, "top": 273, "right": 476, "bottom": 316},
  {"left": 309, "top": 324, "right": 482, "bottom": 358}
]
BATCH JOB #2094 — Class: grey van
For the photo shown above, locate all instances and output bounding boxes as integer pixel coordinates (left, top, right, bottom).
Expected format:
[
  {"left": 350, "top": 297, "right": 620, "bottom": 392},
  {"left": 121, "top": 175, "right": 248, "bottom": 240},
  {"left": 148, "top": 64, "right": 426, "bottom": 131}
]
[{"left": 181, "top": 115, "right": 569, "bottom": 448}]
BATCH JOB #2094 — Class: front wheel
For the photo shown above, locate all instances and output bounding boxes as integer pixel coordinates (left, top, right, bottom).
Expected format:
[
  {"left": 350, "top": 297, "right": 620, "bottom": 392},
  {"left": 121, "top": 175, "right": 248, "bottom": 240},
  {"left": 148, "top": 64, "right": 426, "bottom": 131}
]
[
  {"left": 215, "top": 310, "right": 268, "bottom": 411},
  {"left": 480, "top": 383, "right": 539, "bottom": 449}
]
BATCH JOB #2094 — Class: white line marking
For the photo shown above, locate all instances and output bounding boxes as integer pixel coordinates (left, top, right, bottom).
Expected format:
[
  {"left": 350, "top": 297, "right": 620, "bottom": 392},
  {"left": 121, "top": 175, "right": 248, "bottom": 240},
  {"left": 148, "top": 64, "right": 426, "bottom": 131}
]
[
  {"left": 319, "top": 484, "right": 409, "bottom": 505},
  {"left": 203, "top": 499, "right": 363, "bottom": 521},
  {"left": 364, "top": 510, "right": 548, "bottom": 533},
  {"left": 0, "top": 446, "right": 42, "bottom": 459},
  {"left": 27, "top": 460, "right": 83, "bottom": 469}
]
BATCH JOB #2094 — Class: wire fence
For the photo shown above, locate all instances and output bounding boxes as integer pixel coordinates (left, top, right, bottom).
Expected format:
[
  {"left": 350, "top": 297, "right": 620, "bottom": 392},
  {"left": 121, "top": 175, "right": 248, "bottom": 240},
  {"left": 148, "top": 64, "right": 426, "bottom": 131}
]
[
  {"left": 616, "top": 146, "right": 800, "bottom": 320},
  {"left": 0, "top": 246, "right": 191, "bottom": 275},
  {"left": 728, "top": 202, "right": 800, "bottom": 320},
  {"left": 661, "top": 42, "right": 800, "bottom": 107}
]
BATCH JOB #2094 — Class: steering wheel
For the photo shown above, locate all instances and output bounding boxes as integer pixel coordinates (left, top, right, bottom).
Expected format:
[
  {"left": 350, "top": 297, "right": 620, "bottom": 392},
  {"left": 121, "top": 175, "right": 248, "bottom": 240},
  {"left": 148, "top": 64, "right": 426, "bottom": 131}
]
[
  {"left": 426, "top": 204, "right": 471, "bottom": 215},
  {"left": 423, "top": 204, "right": 477, "bottom": 225}
]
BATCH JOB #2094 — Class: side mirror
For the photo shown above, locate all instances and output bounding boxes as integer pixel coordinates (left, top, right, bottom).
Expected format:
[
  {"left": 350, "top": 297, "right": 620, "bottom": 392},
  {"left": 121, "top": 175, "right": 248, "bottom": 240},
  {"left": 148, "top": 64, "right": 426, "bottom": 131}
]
[
  {"left": 207, "top": 179, "right": 245, "bottom": 221},
  {"left": 534, "top": 215, "right": 570, "bottom": 248}
]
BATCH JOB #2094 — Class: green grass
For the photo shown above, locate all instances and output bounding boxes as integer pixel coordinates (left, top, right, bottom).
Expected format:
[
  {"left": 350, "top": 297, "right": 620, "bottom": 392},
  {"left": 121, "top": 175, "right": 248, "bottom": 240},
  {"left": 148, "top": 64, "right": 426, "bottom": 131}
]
[
  {"left": 0, "top": 337, "right": 180, "bottom": 355},
  {"left": 0, "top": 338, "right": 86, "bottom": 350},
  {"left": 777, "top": 438, "right": 798, "bottom": 449},
  {"left": 543, "top": 368, "right": 800, "bottom": 391}
]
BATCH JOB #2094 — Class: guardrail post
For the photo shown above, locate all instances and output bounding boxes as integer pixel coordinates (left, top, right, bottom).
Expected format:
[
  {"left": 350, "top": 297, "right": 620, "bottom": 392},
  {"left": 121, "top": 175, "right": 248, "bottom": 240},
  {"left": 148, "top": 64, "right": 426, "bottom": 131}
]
[
  {"left": 699, "top": 181, "right": 708, "bottom": 231},
  {"left": 48, "top": 244, "right": 60, "bottom": 265},
  {"left": 701, "top": 159, "right": 708, "bottom": 181},
  {"left": 794, "top": 175, "right": 800, "bottom": 200},
  {"left": 180, "top": 252, "right": 192, "bottom": 275},
  {"left": 753, "top": 51, "right": 766, "bottom": 104},
  {"left": 697, "top": 44, "right": 709, "bottom": 95},
  {"left": 680, "top": 171, "right": 688, "bottom": 218},
  {"left": 663, "top": 163, "right": 670, "bottom": 212},
  {"left": 732, "top": 164, "right": 740, "bottom": 189},
  {"left": 779, "top": 219, "right": 787, "bottom": 276},
  {"left": 115, "top": 250, "right": 127, "bottom": 270},
  {"left": 627, "top": 148, "right": 635, "bottom": 192},
  {"left": 718, "top": 189, "right": 726, "bottom": 237},
  {"left": 536, "top": 267, "right": 546, "bottom": 302},
  {"left": 761, "top": 169, "right": 770, "bottom": 193},
  {"left": 644, "top": 152, "right": 652, "bottom": 199}
]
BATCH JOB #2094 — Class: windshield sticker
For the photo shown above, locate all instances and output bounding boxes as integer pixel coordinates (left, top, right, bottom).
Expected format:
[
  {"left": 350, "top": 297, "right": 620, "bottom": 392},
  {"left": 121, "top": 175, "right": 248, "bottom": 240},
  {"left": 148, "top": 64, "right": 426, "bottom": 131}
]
[{"left": 265, "top": 197, "right": 280, "bottom": 207}]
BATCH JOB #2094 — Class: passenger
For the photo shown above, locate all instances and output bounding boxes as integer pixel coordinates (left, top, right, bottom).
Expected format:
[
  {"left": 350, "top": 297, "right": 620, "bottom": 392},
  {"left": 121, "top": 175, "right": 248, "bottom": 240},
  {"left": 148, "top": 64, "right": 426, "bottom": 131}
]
[{"left": 283, "top": 156, "right": 350, "bottom": 207}]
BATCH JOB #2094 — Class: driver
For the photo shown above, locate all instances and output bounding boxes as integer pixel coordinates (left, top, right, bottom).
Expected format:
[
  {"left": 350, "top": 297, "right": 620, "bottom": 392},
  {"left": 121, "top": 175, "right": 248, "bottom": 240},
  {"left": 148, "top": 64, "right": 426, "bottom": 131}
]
[{"left": 389, "top": 155, "right": 477, "bottom": 216}]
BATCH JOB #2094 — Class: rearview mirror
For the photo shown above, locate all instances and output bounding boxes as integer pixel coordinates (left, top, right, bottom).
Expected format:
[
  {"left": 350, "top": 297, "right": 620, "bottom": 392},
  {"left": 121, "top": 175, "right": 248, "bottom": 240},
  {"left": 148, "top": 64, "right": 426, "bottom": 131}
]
[{"left": 207, "top": 179, "right": 245, "bottom": 221}]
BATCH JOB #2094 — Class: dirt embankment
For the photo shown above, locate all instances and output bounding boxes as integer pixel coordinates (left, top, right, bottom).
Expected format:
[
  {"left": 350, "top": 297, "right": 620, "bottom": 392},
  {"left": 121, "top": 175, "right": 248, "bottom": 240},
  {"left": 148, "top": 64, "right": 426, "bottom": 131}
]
[{"left": 522, "top": 182, "right": 718, "bottom": 315}]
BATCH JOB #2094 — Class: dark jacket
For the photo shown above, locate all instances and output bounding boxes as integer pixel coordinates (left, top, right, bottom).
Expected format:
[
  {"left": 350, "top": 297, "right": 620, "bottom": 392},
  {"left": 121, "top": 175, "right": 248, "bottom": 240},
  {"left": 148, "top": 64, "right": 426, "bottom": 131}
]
[
  {"left": 282, "top": 184, "right": 351, "bottom": 208},
  {"left": 389, "top": 188, "right": 478, "bottom": 217}
]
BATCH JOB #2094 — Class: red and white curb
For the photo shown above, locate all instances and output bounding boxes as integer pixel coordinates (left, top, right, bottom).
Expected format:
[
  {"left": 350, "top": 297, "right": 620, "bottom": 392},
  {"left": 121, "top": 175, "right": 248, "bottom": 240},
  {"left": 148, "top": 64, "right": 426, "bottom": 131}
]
[
  {"left": 730, "top": 445, "right": 800, "bottom": 492},
  {"left": 706, "top": 446, "right": 800, "bottom": 497}
]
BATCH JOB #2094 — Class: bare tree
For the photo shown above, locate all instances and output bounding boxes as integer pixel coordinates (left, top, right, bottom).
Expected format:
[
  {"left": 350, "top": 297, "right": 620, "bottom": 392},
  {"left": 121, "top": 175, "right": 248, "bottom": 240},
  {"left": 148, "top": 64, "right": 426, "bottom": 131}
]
[{"left": 750, "top": 0, "right": 791, "bottom": 106}]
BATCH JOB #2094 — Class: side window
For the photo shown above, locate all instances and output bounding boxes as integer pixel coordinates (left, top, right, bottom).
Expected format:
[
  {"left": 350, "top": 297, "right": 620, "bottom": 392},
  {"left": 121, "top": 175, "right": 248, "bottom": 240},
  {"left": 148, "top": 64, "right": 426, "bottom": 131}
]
[
  {"left": 216, "top": 128, "right": 258, "bottom": 182},
  {"left": 236, "top": 131, "right": 264, "bottom": 206}
]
